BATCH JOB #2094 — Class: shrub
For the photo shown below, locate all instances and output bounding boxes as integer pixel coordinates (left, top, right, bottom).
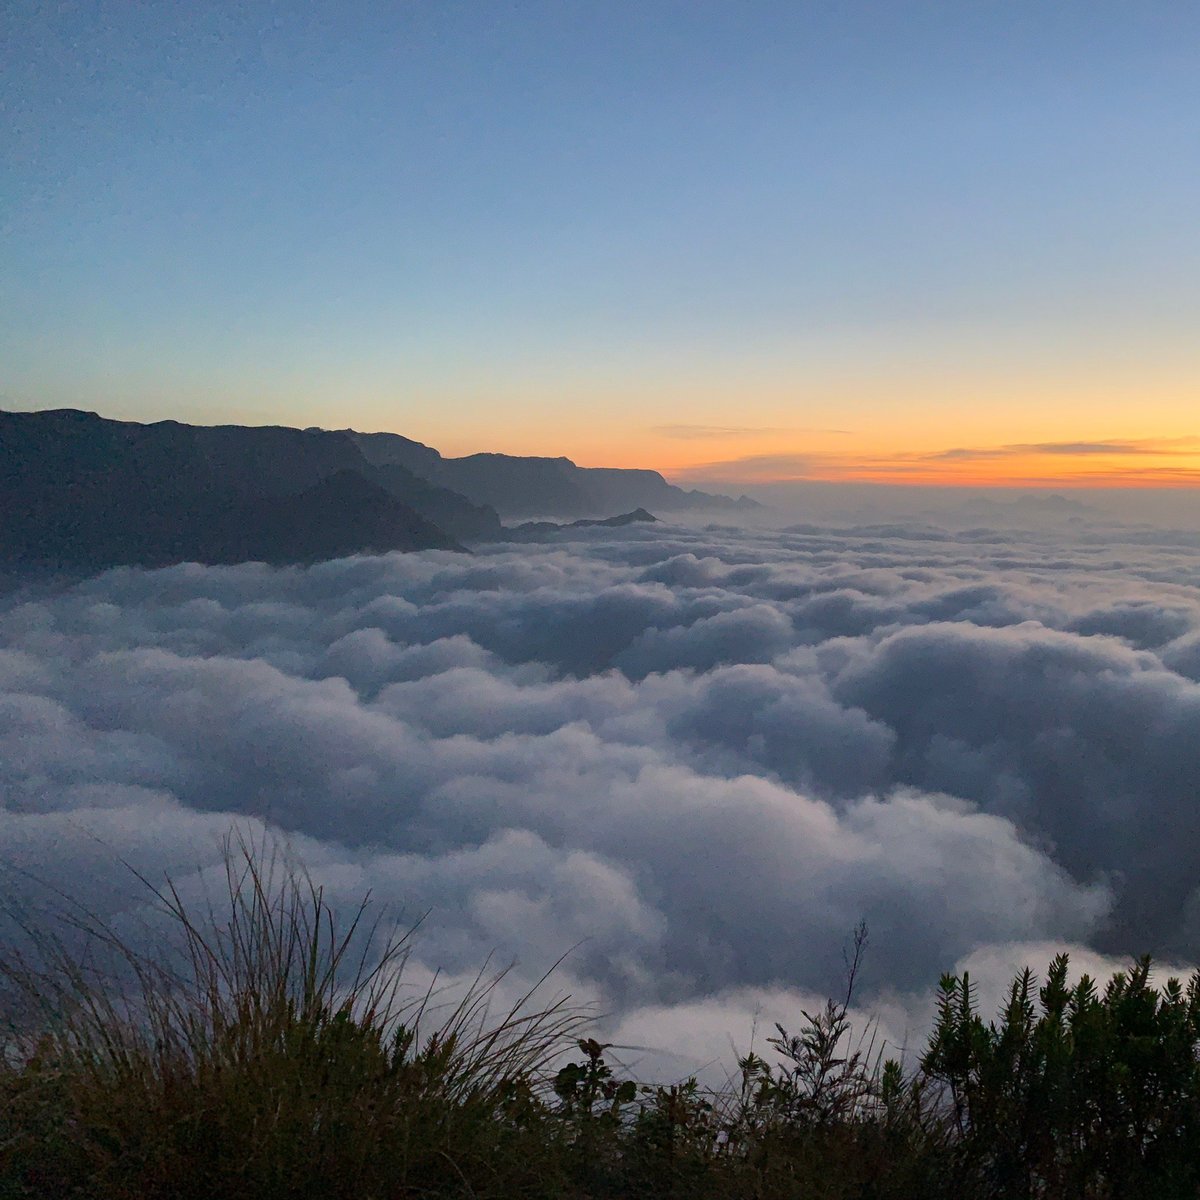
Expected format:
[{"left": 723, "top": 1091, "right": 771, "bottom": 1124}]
[{"left": 924, "top": 953, "right": 1200, "bottom": 1198}]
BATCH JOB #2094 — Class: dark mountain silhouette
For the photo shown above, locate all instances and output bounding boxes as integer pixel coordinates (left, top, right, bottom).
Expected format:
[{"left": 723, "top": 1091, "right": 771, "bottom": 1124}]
[
  {"left": 347, "top": 431, "right": 758, "bottom": 519},
  {"left": 502, "top": 508, "right": 660, "bottom": 540},
  {"left": 191, "top": 470, "right": 464, "bottom": 563},
  {"left": 572, "top": 507, "right": 658, "bottom": 527},
  {"left": 0, "top": 410, "right": 465, "bottom": 568},
  {"left": 368, "top": 462, "right": 501, "bottom": 540},
  {"left": 0, "top": 409, "right": 751, "bottom": 570}
]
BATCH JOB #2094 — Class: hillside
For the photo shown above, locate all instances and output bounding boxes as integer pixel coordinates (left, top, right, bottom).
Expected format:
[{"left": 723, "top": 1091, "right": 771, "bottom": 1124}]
[
  {"left": 348, "top": 430, "right": 758, "bottom": 518},
  {"left": 0, "top": 409, "right": 753, "bottom": 570},
  {"left": 0, "top": 410, "right": 469, "bottom": 568}
]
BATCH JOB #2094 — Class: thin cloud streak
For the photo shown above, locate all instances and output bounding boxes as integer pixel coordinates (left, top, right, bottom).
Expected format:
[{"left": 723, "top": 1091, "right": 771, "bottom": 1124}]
[
  {"left": 671, "top": 436, "right": 1200, "bottom": 487},
  {"left": 919, "top": 438, "right": 1200, "bottom": 463}
]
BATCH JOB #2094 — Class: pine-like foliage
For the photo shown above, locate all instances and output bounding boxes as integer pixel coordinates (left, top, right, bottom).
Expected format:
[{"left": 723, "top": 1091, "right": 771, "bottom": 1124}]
[{"left": 923, "top": 953, "right": 1200, "bottom": 1198}]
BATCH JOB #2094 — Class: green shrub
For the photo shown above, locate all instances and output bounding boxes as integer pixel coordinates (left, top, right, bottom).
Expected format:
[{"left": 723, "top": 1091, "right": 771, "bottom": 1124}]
[{"left": 924, "top": 953, "right": 1200, "bottom": 1198}]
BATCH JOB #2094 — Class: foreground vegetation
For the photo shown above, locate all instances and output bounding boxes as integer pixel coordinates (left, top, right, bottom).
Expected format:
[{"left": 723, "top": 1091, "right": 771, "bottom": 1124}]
[{"left": 3, "top": 844, "right": 1200, "bottom": 1199}]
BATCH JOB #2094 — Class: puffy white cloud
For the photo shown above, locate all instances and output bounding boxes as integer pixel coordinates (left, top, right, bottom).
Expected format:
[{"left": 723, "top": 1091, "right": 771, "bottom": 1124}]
[{"left": 2, "top": 516, "right": 1199, "bottom": 1072}]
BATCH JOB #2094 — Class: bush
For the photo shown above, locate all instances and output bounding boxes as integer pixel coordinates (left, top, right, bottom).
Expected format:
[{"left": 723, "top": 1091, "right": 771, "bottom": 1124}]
[
  {"left": 924, "top": 953, "right": 1200, "bottom": 1198},
  {"left": 3, "top": 842, "right": 1198, "bottom": 1198}
]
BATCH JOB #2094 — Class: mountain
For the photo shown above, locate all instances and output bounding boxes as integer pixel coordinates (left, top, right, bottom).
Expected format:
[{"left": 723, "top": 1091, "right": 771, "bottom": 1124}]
[
  {"left": 0, "top": 408, "right": 752, "bottom": 571},
  {"left": 367, "top": 462, "right": 502, "bottom": 540},
  {"left": 502, "top": 508, "right": 660, "bottom": 540},
  {"left": 0, "top": 410, "right": 464, "bottom": 569},
  {"left": 347, "top": 431, "right": 758, "bottom": 519},
  {"left": 570, "top": 507, "right": 659, "bottom": 528},
  {"left": 569, "top": 468, "right": 758, "bottom": 518},
  {"left": 189, "top": 470, "right": 463, "bottom": 563}
]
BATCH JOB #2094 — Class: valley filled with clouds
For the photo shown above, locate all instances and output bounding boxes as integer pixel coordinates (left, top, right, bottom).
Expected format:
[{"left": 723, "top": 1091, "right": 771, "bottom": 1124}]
[{"left": 4, "top": 514, "right": 1200, "bottom": 1076}]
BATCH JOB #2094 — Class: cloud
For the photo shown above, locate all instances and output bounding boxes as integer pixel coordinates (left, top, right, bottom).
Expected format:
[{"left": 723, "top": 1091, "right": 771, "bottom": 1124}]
[
  {"left": 4, "top": 517, "right": 1200, "bottom": 1071},
  {"left": 921, "top": 438, "right": 1200, "bottom": 462},
  {"left": 671, "top": 437, "right": 1200, "bottom": 486}
]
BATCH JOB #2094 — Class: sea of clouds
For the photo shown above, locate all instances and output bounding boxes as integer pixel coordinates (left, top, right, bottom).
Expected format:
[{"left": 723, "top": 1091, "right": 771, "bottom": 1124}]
[{"left": 4, "top": 513, "right": 1200, "bottom": 1077}]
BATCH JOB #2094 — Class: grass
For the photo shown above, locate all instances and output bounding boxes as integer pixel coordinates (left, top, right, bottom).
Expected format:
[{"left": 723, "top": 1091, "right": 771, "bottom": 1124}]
[
  {"left": 0, "top": 836, "right": 582, "bottom": 1200},
  {"left": 2, "top": 836, "right": 1198, "bottom": 1198}
]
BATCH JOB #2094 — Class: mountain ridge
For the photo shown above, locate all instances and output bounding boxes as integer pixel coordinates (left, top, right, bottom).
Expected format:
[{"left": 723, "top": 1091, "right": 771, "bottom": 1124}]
[
  {"left": 345, "top": 429, "right": 759, "bottom": 518},
  {"left": 1, "top": 409, "right": 752, "bottom": 570}
]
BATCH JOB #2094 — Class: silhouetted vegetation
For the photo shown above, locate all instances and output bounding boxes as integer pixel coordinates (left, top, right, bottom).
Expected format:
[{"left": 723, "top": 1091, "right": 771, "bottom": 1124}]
[
  {"left": 3, "top": 843, "right": 1198, "bottom": 1198},
  {"left": 924, "top": 955, "right": 1200, "bottom": 1197}
]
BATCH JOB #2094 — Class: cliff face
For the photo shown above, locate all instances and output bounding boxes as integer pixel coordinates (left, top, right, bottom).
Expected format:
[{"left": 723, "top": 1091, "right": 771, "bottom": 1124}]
[
  {"left": 348, "top": 431, "right": 757, "bottom": 519},
  {"left": 0, "top": 410, "right": 470, "bottom": 569},
  {"left": 0, "top": 408, "right": 754, "bottom": 570},
  {"left": 184, "top": 470, "right": 465, "bottom": 564}
]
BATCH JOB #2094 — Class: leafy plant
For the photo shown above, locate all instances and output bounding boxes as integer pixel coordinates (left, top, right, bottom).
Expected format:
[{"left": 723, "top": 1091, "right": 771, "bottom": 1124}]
[{"left": 924, "top": 953, "right": 1200, "bottom": 1198}]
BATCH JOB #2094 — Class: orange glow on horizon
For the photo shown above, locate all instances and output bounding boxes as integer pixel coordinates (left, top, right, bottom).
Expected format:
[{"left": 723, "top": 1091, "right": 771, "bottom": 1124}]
[
  {"left": 430, "top": 432, "right": 1200, "bottom": 490},
  {"left": 655, "top": 438, "right": 1200, "bottom": 490},
  {"left": 765, "top": 465, "right": 1200, "bottom": 489},
  {"left": 420, "top": 391, "right": 1200, "bottom": 489}
]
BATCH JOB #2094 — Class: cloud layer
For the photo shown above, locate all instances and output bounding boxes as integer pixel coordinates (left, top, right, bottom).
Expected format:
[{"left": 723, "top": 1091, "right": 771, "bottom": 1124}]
[{"left": 4, "top": 516, "right": 1200, "bottom": 1072}]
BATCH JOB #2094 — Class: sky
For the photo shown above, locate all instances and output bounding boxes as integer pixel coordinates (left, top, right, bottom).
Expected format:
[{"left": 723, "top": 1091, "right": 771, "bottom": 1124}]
[{"left": 3, "top": 1, "right": 1199, "bottom": 486}]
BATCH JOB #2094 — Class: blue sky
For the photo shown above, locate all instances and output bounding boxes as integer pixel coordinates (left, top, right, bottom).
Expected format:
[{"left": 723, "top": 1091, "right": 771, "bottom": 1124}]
[{"left": 4, "top": 2, "right": 1198, "bottom": 479}]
